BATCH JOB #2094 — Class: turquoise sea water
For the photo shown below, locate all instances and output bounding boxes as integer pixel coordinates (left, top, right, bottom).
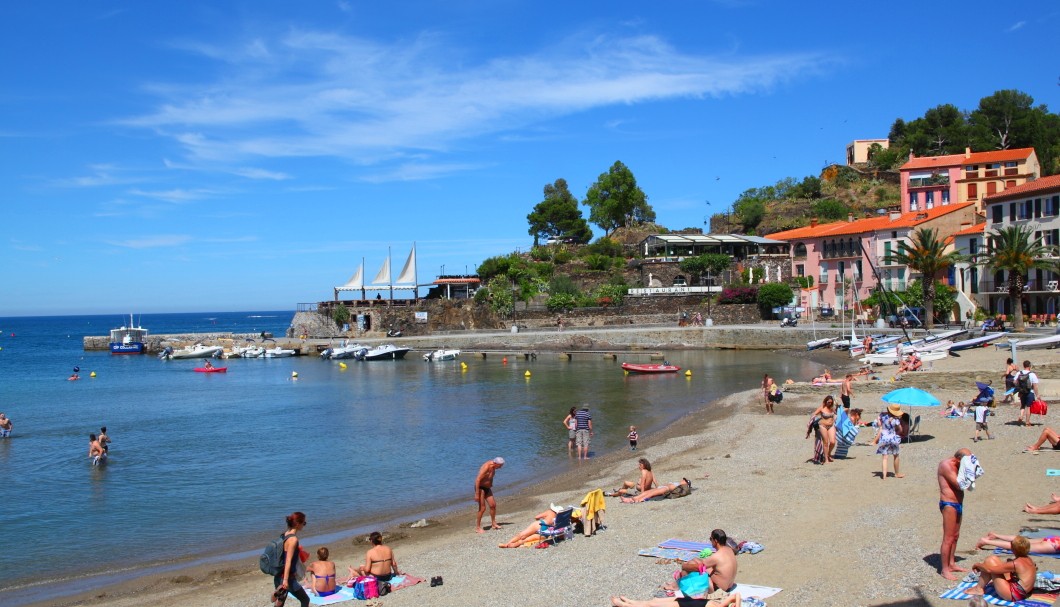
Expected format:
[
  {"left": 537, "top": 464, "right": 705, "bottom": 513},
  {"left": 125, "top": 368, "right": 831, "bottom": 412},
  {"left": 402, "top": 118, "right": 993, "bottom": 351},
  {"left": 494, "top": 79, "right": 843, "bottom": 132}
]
[{"left": 0, "top": 312, "right": 821, "bottom": 603}]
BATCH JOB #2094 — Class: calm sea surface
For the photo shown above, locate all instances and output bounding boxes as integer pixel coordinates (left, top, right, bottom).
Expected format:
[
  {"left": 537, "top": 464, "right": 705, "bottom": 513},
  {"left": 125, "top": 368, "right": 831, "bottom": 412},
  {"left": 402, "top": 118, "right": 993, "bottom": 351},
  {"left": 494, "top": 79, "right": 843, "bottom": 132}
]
[{"left": 0, "top": 312, "right": 822, "bottom": 601}]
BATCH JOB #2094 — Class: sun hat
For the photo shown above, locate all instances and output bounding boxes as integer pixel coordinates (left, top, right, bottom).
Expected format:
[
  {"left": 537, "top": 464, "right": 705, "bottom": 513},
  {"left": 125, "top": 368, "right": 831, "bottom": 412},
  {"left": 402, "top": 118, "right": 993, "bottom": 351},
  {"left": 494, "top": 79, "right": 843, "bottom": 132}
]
[
  {"left": 550, "top": 503, "right": 565, "bottom": 513},
  {"left": 887, "top": 404, "right": 903, "bottom": 417}
]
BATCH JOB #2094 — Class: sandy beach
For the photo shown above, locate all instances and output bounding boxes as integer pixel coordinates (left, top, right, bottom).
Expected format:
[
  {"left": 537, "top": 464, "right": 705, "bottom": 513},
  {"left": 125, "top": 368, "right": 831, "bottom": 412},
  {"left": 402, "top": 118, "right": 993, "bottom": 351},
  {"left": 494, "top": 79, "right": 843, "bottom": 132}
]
[{"left": 31, "top": 343, "right": 1060, "bottom": 607}]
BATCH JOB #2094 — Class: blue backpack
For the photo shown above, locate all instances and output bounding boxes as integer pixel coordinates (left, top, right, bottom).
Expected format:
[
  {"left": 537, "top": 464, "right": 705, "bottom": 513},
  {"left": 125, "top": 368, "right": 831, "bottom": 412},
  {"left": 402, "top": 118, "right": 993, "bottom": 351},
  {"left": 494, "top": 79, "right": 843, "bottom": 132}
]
[{"left": 259, "top": 535, "right": 287, "bottom": 576}]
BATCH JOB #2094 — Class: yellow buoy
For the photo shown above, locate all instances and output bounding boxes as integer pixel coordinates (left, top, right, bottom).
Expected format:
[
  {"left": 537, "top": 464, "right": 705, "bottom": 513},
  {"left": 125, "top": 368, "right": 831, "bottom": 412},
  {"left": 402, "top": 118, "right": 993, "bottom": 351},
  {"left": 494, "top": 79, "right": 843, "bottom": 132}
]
[
  {"left": 90, "top": 371, "right": 97, "bottom": 378},
  {"left": 524, "top": 370, "right": 531, "bottom": 377},
  {"left": 684, "top": 370, "right": 692, "bottom": 377},
  {"left": 339, "top": 362, "right": 347, "bottom": 369},
  {"left": 292, "top": 371, "right": 299, "bottom": 378}
]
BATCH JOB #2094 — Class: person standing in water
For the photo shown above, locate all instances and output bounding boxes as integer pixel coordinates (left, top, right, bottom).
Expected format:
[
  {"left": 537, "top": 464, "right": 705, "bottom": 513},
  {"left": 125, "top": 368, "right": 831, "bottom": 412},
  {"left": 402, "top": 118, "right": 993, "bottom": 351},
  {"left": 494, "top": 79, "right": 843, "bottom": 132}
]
[
  {"left": 98, "top": 426, "right": 111, "bottom": 453},
  {"left": 88, "top": 433, "right": 106, "bottom": 465},
  {"left": 0, "top": 412, "right": 12, "bottom": 438}
]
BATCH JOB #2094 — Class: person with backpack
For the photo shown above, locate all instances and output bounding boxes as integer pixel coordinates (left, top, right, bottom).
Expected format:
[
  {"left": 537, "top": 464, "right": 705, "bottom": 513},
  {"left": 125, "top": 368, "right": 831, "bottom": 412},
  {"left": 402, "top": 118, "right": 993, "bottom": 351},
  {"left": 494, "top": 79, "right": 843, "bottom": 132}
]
[
  {"left": 271, "top": 512, "right": 309, "bottom": 607},
  {"left": 1016, "top": 361, "right": 1040, "bottom": 427}
]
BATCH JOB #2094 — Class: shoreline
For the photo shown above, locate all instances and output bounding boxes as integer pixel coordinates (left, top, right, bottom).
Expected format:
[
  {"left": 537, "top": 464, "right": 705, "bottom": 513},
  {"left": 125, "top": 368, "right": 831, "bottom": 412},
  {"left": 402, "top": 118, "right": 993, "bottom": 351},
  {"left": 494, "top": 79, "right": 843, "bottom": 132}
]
[{"left": 20, "top": 343, "right": 1060, "bottom": 607}]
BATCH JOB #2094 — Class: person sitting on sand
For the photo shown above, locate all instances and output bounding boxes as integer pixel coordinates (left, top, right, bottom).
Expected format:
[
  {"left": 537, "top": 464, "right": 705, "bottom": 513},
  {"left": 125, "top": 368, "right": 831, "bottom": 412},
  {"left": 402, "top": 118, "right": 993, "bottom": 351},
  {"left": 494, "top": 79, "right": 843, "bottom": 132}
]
[
  {"left": 607, "top": 458, "right": 656, "bottom": 497},
  {"left": 811, "top": 369, "right": 832, "bottom": 383},
  {"left": 352, "top": 531, "right": 401, "bottom": 581},
  {"left": 966, "top": 535, "right": 1037, "bottom": 601},
  {"left": 976, "top": 531, "right": 1060, "bottom": 555},
  {"left": 620, "top": 478, "right": 691, "bottom": 503},
  {"left": 1024, "top": 493, "right": 1060, "bottom": 515},
  {"left": 1026, "top": 427, "right": 1060, "bottom": 451},
  {"left": 939, "top": 400, "right": 967, "bottom": 418},
  {"left": 673, "top": 529, "right": 738, "bottom": 595},
  {"left": 303, "top": 547, "right": 339, "bottom": 597},
  {"left": 895, "top": 353, "right": 922, "bottom": 376},
  {"left": 498, "top": 506, "right": 563, "bottom": 548},
  {"left": 609, "top": 592, "right": 743, "bottom": 607}
]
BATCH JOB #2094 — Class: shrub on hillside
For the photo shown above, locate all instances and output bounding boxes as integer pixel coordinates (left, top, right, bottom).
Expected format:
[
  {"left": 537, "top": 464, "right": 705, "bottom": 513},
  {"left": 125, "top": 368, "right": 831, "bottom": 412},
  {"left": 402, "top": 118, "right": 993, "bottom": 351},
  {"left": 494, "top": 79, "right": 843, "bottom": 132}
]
[
  {"left": 583, "top": 253, "right": 614, "bottom": 271},
  {"left": 549, "top": 274, "right": 580, "bottom": 297},
  {"left": 546, "top": 293, "right": 578, "bottom": 312},
  {"left": 718, "top": 286, "right": 758, "bottom": 304},
  {"left": 554, "top": 250, "right": 574, "bottom": 264},
  {"left": 757, "top": 283, "right": 795, "bottom": 312},
  {"left": 581, "top": 237, "right": 625, "bottom": 258}
]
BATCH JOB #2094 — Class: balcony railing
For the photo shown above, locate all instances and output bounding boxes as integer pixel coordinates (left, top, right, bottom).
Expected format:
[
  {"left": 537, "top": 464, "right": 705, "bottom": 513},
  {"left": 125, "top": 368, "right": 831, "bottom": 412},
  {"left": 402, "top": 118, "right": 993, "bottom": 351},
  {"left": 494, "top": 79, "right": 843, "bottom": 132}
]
[
  {"left": 908, "top": 177, "right": 950, "bottom": 188},
  {"left": 981, "top": 280, "right": 1060, "bottom": 293}
]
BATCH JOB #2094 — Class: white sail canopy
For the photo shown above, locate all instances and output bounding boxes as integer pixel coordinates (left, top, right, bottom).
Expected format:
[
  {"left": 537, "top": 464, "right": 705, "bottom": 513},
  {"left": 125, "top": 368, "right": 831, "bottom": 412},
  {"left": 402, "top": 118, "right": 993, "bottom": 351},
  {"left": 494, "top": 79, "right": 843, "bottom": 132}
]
[
  {"left": 370, "top": 255, "right": 391, "bottom": 286},
  {"left": 394, "top": 244, "right": 416, "bottom": 287},
  {"left": 335, "top": 261, "right": 364, "bottom": 291}
]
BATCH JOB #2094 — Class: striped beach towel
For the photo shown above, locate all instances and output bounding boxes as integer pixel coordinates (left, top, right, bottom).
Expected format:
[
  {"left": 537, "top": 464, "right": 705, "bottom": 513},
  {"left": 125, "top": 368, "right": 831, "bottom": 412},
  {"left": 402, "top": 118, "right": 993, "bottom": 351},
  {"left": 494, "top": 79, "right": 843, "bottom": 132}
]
[
  {"left": 658, "top": 539, "right": 712, "bottom": 552},
  {"left": 994, "top": 547, "right": 1060, "bottom": 559},
  {"left": 940, "top": 581, "right": 1058, "bottom": 606},
  {"left": 637, "top": 547, "right": 700, "bottom": 561}
]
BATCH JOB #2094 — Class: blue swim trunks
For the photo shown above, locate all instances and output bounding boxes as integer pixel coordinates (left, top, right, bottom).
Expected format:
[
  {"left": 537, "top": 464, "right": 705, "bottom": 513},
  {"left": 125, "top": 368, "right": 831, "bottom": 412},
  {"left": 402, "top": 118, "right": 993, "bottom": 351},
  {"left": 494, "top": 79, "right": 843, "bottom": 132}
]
[{"left": 939, "top": 500, "right": 962, "bottom": 515}]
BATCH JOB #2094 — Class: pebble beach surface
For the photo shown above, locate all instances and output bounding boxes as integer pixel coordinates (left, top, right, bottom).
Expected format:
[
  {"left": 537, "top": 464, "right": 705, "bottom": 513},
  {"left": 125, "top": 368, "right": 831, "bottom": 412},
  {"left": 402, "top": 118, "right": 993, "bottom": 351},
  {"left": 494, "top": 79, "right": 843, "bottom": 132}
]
[{"left": 32, "top": 344, "right": 1060, "bottom": 607}]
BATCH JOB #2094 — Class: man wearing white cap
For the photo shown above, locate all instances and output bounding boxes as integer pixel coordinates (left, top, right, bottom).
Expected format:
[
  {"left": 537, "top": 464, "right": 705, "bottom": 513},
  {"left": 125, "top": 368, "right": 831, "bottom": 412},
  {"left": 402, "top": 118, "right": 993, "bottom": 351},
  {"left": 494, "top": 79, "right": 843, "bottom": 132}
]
[{"left": 474, "top": 457, "right": 505, "bottom": 533}]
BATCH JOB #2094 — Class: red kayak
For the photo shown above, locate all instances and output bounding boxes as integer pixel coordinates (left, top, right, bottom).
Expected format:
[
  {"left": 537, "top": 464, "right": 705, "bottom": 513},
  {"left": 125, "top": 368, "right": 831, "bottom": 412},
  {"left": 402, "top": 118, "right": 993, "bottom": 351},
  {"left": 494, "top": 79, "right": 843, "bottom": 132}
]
[
  {"left": 622, "top": 362, "right": 681, "bottom": 374},
  {"left": 194, "top": 367, "right": 227, "bottom": 373}
]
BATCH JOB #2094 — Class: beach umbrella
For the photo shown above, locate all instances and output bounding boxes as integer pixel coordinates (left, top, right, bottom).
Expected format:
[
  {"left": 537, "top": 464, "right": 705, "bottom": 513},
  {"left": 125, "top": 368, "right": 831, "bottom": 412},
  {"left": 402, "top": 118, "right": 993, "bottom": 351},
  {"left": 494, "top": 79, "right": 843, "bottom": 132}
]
[{"left": 881, "top": 387, "right": 940, "bottom": 408}]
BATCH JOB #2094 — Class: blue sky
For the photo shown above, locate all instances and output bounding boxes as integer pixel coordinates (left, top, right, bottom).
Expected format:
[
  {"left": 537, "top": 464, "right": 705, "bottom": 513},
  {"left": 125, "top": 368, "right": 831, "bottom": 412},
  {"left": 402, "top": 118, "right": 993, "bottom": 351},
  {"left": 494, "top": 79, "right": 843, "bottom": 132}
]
[{"left": 2, "top": 1, "right": 1058, "bottom": 316}]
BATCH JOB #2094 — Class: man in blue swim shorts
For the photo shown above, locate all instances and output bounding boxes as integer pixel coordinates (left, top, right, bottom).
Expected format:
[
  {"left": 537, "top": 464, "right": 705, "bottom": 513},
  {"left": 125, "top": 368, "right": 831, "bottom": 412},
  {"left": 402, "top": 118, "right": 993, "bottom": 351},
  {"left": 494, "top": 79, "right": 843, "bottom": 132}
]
[{"left": 938, "top": 447, "right": 971, "bottom": 581}]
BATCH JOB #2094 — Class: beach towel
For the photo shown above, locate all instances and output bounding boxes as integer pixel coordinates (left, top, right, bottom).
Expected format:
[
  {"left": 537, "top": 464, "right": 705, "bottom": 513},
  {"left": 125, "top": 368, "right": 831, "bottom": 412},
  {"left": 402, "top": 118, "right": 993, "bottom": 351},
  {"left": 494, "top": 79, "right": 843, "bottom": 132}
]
[
  {"left": 658, "top": 539, "right": 712, "bottom": 551},
  {"left": 994, "top": 547, "right": 1060, "bottom": 559},
  {"left": 306, "top": 587, "right": 357, "bottom": 605},
  {"left": 958, "top": 454, "right": 984, "bottom": 490},
  {"left": 1021, "top": 529, "right": 1060, "bottom": 540},
  {"left": 388, "top": 574, "right": 425, "bottom": 592},
  {"left": 1047, "top": 470, "right": 1060, "bottom": 476},
  {"left": 732, "top": 584, "right": 782, "bottom": 600},
  {"left": 836, "top": 407, "right": 858, "bottom": 446},
  {"left": 637, "top": 547, "right": 700, "bottom": 561},
  {"left": 806, "top": 416, "right": 824, "bottom": 464},
  {"left": 939, "top": 581, "right": 1057, "bottom": 606},
  {"left": 580, "top": 489, "right": 606, "bottom": 535}
]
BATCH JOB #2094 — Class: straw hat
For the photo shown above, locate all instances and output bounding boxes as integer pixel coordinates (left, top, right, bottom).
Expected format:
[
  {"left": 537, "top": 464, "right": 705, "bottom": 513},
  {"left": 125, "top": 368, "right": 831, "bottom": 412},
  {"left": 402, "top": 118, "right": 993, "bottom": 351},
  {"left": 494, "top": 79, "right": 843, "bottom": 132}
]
[{"left": 887, "top": 404, "right": 903, "bottom": 417}]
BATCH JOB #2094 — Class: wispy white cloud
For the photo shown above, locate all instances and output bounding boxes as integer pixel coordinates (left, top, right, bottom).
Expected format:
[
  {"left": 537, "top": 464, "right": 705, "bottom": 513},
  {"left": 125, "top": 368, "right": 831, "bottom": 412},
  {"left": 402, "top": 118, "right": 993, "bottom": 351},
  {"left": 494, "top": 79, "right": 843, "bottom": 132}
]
[
  {"left": 120, "top": 29, "right": 830, "bottom": 180},
  {"left": 9, "top": 240, "right": 43, "bottom": 252},
  {"left": 53, "top": 164, "right": 144, "bottom": 188},
  {"left": 359, "top": 162, "right": 487, "bottom": 183},
  {"left": 107, "top": 234, "right": 193, "bottom": 248},
  {"left": 128, "top": 187, "right": 221, "bottom": 202},
  {"left": 1006, "top": 20, "right": 1026, "bottom": 32},
  {"left": 231, "top": 167, "right": 291, "bottom": 180}
]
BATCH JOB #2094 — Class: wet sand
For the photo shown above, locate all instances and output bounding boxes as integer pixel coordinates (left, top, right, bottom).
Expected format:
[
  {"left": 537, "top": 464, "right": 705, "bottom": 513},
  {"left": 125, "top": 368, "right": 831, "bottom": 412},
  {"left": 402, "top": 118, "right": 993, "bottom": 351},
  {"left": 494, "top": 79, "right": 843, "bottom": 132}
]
[{"left": 24, "top": 343, "right": 1060, "bottom": 607}]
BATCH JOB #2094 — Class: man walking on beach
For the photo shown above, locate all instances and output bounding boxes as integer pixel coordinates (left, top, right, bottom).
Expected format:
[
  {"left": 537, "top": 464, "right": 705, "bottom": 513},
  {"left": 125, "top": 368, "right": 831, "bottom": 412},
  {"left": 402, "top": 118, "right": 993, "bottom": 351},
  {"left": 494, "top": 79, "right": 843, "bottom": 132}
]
[
  {"left": 938, "top": 447, "right": 971, "bottom": 580},
  {"left": 841, "top": 373, "right": 855, "bottom": 409},
  {"left": 575, "top": 405, "right": 593, "bottom": 460},
  {"left": 474, "top": 457, "right": 504, "bottom": 533},
  {"left": 1016, "top": 360, "right": 1039, "bottom": 426}
]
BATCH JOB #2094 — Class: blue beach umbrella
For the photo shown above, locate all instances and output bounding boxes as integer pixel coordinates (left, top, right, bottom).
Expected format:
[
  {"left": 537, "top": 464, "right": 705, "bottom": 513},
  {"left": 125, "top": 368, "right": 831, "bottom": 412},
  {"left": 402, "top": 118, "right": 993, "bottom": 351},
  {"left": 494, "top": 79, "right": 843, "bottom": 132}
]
[{"left": 881, "top": 387, "right": 940, "bottom": 408}]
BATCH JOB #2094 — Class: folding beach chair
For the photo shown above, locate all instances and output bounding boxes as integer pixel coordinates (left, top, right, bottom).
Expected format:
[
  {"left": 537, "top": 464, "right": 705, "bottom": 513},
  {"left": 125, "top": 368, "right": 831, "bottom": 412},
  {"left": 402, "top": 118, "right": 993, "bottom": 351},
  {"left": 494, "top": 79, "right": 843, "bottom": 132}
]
[
  {"left": 538, "top": 508, "right": 574, "bottom": 546},
  {"left": 904, "top": 414, "right": 921, "bottom": 443}
]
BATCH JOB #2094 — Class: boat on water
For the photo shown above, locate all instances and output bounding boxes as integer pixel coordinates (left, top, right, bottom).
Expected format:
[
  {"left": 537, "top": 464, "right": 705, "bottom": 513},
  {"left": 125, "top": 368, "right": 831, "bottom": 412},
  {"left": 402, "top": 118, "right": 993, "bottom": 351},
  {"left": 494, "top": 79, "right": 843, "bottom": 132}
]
[
  {"left": 160, "top": 343, "right": 225, "bottom": 360},
  {"left": 423, "top": 349, "right": 460, "bottom": 362},
  {"left": 621, "top": 362, "right": 681, "bottom": 374},
  {"left": 109, "top": 314, "right": 147, "bottom": 354},
  {"left": 363, "top": 344, "right": 411, "bottom": 361},
  {"left": 263, "top": 347, "right": 296, "bottom": 358},
  {"left": 194, "top": 366, "right": 227, "bottom": 373},
  {"left": 231, "top": 343, "right": 265, "bottom": 358},
  {"left": 320, "top": 342, "right": 368, "bottom": 360}
]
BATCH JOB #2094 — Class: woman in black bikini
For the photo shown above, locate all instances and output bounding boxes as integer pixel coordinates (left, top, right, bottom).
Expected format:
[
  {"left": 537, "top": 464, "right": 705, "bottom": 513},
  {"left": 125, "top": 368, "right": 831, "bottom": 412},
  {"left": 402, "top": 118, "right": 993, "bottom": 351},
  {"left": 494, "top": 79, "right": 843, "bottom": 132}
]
[
  {"left": 353, "top": 531, "right": 400, "bottom": 582},
  {"left": 303, "top": 547, "right": 338, "bottom": 597}
]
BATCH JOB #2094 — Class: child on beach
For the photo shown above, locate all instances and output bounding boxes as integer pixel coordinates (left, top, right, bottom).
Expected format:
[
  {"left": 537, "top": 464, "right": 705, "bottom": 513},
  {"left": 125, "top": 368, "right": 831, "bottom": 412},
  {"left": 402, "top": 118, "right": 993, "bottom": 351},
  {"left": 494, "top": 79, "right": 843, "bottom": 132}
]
[
  {"left": 628, "top": 426, "right": 639, "bottom": 451},
  {"left": 973, "top": 401, "right": 993, "bottom": 441}
]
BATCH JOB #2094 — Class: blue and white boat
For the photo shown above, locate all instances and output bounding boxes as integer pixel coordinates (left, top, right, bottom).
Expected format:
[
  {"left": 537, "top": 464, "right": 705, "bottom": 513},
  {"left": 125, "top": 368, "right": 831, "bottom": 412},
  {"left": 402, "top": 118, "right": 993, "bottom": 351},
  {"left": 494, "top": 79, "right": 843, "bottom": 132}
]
[{"left": 109, "top": 314, "right": 147, "bottom": 354}]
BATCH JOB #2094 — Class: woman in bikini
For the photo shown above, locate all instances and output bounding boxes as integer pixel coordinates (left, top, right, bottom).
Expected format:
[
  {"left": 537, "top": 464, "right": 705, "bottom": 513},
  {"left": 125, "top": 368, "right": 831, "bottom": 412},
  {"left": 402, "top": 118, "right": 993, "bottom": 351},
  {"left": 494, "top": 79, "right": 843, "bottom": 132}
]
[
  {"left": 303, "top": 547, "right": 338, "bottom": 597},
  {"left": 975, "top": 531, "right": 1060, "bottom": 555},
  {"left": 562, "top": 407, "right": 577, "bottom": 454},
  {"left": 809, "top": 396, "right": 838, "bottom": 463},
  {"left": 966, "top": 535, "right": 1037, "bottom": 601},
  {"left": 353, "top": 531, "right": 400, "bottom": 582}
]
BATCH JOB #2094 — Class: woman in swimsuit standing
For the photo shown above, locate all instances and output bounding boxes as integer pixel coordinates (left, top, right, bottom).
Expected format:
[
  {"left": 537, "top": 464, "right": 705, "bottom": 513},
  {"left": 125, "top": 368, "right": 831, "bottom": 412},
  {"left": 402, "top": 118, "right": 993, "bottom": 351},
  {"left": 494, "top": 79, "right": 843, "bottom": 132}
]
[
  {"left": 810, "top": 396, "right": 838, "bottom": 463},
  {"left": 303, "top": 547, "right": 338, "bottom": 597},
  {"left": 562, "top": 407, "right": 577, "bottom": 455},
  {"left": 353, "top": 531, "right": 400, "bottom": 582}
]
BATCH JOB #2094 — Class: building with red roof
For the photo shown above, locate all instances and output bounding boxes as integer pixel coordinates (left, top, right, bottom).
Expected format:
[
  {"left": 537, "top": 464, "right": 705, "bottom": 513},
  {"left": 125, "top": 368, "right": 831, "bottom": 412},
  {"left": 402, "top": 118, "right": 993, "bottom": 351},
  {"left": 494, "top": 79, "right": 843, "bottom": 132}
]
[{"left": 899, "top": 147, "right": 1039, "bottom": 214}]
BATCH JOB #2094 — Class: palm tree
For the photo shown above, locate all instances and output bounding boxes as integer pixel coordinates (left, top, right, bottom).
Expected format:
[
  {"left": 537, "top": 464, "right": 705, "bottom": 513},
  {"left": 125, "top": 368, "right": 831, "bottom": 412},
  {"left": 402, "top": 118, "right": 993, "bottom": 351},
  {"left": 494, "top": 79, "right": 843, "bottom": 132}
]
[
  {"left": 884, "top": 227, "right": 963, "bottom": 329},
  {"left": 985, "top": 225, "right": 1054, "bottom": 331}
]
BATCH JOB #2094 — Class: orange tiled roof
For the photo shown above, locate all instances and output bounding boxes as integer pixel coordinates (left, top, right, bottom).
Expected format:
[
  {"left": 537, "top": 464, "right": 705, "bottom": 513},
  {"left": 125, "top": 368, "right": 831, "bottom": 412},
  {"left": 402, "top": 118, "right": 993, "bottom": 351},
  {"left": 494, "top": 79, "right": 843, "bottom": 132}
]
[
  {"left": 900, "top": 147, "right": 1035, "bottom": 171},
  {"left": 952, "top": 222, "right": 986, "bottom": 237},
  {"left": 765, "top": 202, "right": 976, "bottom": 240},
  {"left": 982, "top": 174, "right": 1060, "bottom": 203}
]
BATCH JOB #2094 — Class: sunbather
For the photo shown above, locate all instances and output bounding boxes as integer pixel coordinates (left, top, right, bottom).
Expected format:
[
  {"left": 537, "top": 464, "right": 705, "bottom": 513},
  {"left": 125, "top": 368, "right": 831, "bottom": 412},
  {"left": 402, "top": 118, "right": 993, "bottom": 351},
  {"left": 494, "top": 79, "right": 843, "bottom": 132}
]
[
  {"left": 607, "top": 458, "right": 656, "bottom": 497},
  {"left": 619, "top": 478, "right": 690, "bottom": 503},
  {"left": 1026, "top": 427, "right": 1060, "bottom": 451},
  {"left": 675, "top": 529, "right": 738, "bottom": 595},
  {"left": 303, "top": 547, "right": 339, "bottom": 597},
  {"left": 498, "top": 505, "right": 562, "bottom": 548},
  {"left": 895, "top": 353, "right": 922, "bottom": 377},
  {"left": 966, "top": 535, "right": 1037, "bottom": 602},
  {"left": 1024, "top": 493, "right": 1060, "bottom": 514},
  {"left": 975, "top": 531, "right": 1060, "bottom": 554},
  {"left": 609, "top": 592, "right": 743, "bottom": 607}
]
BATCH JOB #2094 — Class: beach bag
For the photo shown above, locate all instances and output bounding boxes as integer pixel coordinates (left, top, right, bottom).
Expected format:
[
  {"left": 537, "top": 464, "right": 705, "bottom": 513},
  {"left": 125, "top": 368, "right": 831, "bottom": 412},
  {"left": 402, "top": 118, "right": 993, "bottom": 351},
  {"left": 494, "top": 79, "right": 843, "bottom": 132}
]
[
  {"left": 259, "top": 535, "right": 287, "bottom": 576},
  {"left": 1031, "top": 400, "right": 1049, "bottom": 415},
  {"left": 1018, "top": 372, "right": 1032, "bottom": 395},
  {"left": 665, "top": 483, "right": 691, "bottom": 499},
  {"left": 351, "top": 576, "right": 378, "bottom": 600},
  {"left": 677, "top": 571, "right": 712, "bottom": 597},
  {"left": 773, "top": 390, "right": 784, "bottom": 403},
  {"left": 378, "top": 580, "right": 391, "bottom": 596}
]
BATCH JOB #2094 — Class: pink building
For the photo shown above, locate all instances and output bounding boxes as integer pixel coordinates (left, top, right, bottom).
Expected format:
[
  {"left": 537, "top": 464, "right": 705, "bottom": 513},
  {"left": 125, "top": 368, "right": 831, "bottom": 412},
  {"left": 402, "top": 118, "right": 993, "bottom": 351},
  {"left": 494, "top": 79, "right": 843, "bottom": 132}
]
[{"left": 900, "top": 147, "right": 1039, "bottom": 213}]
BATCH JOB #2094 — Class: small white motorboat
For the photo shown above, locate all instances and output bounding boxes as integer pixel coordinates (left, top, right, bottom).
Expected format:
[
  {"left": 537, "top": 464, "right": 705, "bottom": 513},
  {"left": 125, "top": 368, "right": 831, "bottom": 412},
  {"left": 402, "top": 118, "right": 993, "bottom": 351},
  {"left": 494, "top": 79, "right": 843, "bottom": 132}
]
[
  {"left": 263, "top": 347, "right": 296, "bottom": 358},
  {"left": 363, "top": 344, "right": 411, "bottom": 361},
  {"left": 231, "top": 345, "right": 265, "bottom": 358},
  {"left": 320, "top": 342, "right": 368, "bottom": 360},
  {"left": 160, "top": 343, "right": 225, "bottom": 360},
  {"left": 423, "top": 349, "right": 460, "bottom": 362}
]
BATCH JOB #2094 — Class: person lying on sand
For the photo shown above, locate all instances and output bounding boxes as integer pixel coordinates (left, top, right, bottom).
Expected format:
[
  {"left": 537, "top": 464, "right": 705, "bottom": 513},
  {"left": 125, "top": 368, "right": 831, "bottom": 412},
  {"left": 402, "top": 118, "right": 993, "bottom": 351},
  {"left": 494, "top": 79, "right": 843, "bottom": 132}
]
[
  {"left": 609, "top": 592, "right": 743, "bottom": 607},
  {"left": 620, "top": 478, "right": 690, "bottom": 503},
  {"left": 497, "top": 506, "right": 562, "bottom": 548},
  {"left": 966, "top": 535, "right": 1037, "bottom": 602},
  {"left": 975, "top": 531, "right": 1060, "bottom": 554},
  {"left": 811, "top": 369, "right": 832, "bottom": 383},
  {"left": 606, "top": 458, "right": 656, "bottom": 497},
  {"left": 1024, "top": 493, "right": 1060, "bottom": 514},
  {"left": 1026, "top": 427, "right": 1060, "bottom": 452}
]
